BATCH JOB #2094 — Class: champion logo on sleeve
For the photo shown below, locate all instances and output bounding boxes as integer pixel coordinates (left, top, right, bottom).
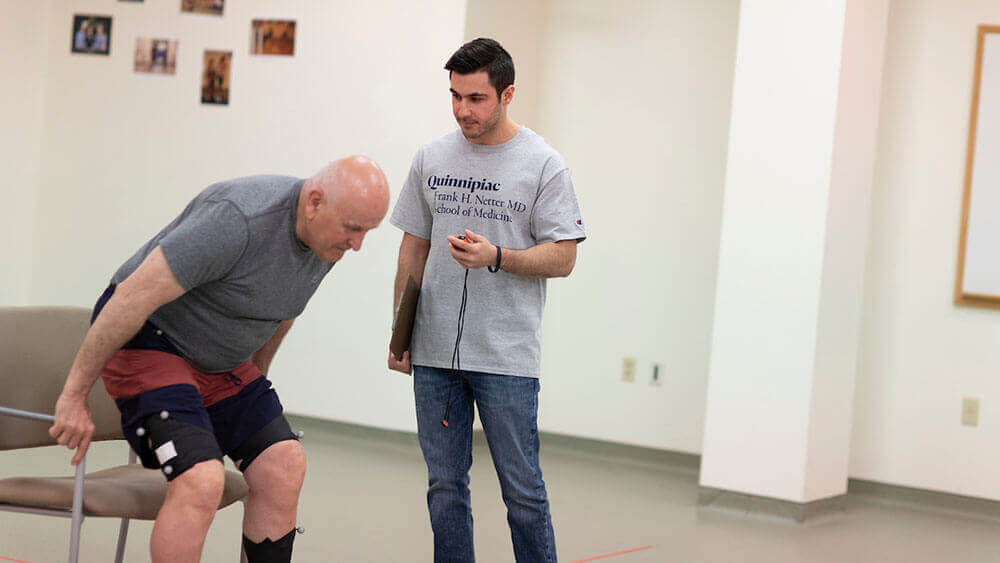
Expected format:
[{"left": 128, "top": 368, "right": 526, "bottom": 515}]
[{"left": 576, "top": 219, "right": 583, "bottom": 226}]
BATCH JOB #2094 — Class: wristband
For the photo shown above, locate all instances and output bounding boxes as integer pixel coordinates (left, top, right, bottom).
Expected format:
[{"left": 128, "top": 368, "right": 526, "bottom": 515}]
[{"left": 488, "top": 246, "right": 501, "bottom": 273}]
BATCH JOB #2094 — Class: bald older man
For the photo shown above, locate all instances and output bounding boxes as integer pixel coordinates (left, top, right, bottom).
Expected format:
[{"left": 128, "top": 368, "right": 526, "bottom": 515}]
[{"left": 50, "top": 156, "right": 390, "bottom": 563}]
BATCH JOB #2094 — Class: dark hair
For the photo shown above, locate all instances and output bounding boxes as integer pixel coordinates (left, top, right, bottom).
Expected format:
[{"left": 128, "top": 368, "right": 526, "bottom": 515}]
[{"left": 444, "top": 38, "right": 515, "bottom": 100}]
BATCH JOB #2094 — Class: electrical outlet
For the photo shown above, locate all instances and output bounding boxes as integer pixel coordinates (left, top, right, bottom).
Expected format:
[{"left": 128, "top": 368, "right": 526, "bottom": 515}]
[
  {"left": 621, "top": 357, "right": 636, "bottom": 383},
  {"left": 962, "top": 397, "right": 979, "bottom": 427},
  {"left": 650, "top": 363, "right": 662, "bottom": 386}
]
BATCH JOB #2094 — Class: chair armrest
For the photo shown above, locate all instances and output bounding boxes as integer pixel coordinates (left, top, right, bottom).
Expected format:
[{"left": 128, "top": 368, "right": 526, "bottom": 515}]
[{"left": 0, "top": 405, "right": 55, "bottom": 423}]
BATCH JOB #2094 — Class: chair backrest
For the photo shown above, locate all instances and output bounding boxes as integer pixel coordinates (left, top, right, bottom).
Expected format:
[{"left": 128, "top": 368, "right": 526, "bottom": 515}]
[{"left": 0, "top": 306, "right": 124, "bottom": 450}]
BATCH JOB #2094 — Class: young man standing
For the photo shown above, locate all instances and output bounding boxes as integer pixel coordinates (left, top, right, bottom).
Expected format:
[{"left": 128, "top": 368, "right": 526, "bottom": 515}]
[{"left": 389, "top": 38, "right": 586, "bottom": 562}]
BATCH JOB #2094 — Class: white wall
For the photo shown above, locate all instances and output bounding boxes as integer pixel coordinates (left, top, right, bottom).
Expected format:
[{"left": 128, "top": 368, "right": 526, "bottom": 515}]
[
  {"left": 0, "top": 1, "right": 51, "bottom": 305},
  {"left": 802, "top": 0, "right": 889, "bottom": 502},
  {"left": 700, "top": 0, "right": 889, "bottom": 503},
  {"left": 29, "top": 0, "right": 466, "bottom": 432},
  {"left": 852, "top": 0, "right": 1000, "bottom": 501},
  {"left": 464, "top": 0, "right": 544, "bottom": 130},
  {"left": 459, "top": 0, "right": 1000, "bottom": 503},
  {"left": 17, "top": 0, "right": 1000, "bottom": 503},
  {"left": 701, "top": 0, "right": 847, "bottom": 501},
  {"left": 529, "top": 0, "right": 739, "bottom": 453},
  {"left": 23, "top": 0, "right": 742, "bottom": 453}
]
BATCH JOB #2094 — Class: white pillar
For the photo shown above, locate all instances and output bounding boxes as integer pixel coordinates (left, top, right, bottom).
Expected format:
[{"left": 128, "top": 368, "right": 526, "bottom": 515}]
[{"left": 699, "top": 0, "right": 889, "bottom": 509}]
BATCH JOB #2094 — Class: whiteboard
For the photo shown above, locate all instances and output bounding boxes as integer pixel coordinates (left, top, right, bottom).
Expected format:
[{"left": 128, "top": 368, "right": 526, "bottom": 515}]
[{"left": 957, "top": 27, "right": 1000, "bottom": 307}]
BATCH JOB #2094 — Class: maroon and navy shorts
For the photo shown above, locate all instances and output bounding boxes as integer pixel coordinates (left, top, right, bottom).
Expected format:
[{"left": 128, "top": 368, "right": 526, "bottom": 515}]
[{"left": 93, "top": 284, "right": 286, "bottom": 470}]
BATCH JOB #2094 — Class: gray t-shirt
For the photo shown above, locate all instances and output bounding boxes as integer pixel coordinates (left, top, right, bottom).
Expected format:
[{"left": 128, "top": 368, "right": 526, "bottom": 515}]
[
  {"left": 390, "top": 127, "right": 586, "bottom": 377},
  {"left": 112, "top": 175, "right": 333, "bottom": 373}
]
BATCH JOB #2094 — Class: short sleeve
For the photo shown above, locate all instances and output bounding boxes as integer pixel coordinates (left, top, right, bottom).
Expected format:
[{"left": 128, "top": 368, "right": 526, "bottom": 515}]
[
  {"left": 530, "top": 168, "right": 586, "bottom": 245},
  {"left": 158, "top": 201, "right": 250, "bottom": 290},
  {"left": 389, "top": 149, "right": 433, "bottom": 240}
]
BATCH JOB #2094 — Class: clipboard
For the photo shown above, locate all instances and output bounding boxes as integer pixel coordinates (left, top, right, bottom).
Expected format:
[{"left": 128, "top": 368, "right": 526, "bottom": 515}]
[{"left": 390, "top": 275, "right": 420, "bottom": 361}]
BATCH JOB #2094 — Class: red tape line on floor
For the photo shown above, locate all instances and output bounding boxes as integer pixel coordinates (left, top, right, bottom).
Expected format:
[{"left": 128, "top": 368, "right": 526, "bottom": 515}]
[
  {"left": 0, "top": 556, "right": 31, "bottom": 563},
  {"left": 571, "top": 545, "right": 656, "bottom": 562}
]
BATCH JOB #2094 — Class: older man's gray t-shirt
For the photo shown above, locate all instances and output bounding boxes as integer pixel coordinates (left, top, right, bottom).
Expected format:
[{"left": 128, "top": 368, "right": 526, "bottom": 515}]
[
  {"left": 390, "top": 127, "right": 586, "bottom": 378},
  {"left": 112, "top": 175, "right": 333, "bottom": 373}
]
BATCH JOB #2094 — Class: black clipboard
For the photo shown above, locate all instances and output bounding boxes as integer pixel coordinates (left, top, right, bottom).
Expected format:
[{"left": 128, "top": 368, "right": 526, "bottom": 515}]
[{"left": 390, "top": 275, "right": 420, "bottom": 361}]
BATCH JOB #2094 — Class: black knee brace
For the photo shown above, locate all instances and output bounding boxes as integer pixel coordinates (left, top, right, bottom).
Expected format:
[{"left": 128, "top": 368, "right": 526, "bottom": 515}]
[
  {"left": 229, "top": 415, "right": 298, "bottom": 472},
  {"left": 143, "top": 413, "right": 223, "bottom": 481},
  {"left": 243, "top": 529, "right": 296, "bottom": 563}
]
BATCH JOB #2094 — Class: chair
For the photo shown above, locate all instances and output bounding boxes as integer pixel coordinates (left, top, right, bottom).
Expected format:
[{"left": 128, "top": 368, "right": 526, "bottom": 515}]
[{"left": 0, "top": 306, "right": 250, "bottom": 562}]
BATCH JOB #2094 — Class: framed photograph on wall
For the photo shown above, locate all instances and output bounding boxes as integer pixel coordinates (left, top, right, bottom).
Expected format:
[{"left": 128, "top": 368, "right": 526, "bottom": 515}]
[
  {"left": 182, "top": 0, "right": 223, "bottom": 16},
  {"left": 135, "top": 38, "right": 178, "bottom": 74},
  {"left": 71, "top": 15, "right": 112, "bottom": 55},
  {"left": 250, "top": 20, "right": 296, "bottom": 56},
  {"left": 956, "top": 25, "right": 1000, "bottom": 309},
  {"left": 201, "top": 50, "right": 232, "bottom": 105}
]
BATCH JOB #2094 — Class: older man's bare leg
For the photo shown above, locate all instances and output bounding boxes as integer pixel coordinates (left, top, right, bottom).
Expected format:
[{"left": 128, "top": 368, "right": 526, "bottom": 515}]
[
  {"left": 151, "top": 459, "right": 226, "bottom": 563},
  {"left": 241, "top": 439, "right": 307, "bottom": 561}
]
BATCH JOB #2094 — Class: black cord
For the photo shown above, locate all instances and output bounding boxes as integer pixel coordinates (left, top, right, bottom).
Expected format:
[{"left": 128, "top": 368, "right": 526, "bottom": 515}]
[
  {"left": 443, "top": 268, "right": 470, "bottom": 427},
  {"left": 451, "top": 269, "right": 469, "bottom": 370}
]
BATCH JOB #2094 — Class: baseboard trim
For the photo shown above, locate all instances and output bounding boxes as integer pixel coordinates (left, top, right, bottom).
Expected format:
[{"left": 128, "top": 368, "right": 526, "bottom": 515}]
[
  {"left": 285, "top": 414, "right": 419, "bottom": 448},
  {"left": 285, "top": 414, "right": 997, "bottom": 523},
  {"left": 535, "top": 431, "right": 701, "bottom": 474},
  {"left": 697, "top": 487, "right": 846, "bottom": 523},
  {"left": 286, "top": 414, "right": 700, "bottom": 474},
  {"left": 847, "top": 478, "right": 1000, "bottom": 521}
]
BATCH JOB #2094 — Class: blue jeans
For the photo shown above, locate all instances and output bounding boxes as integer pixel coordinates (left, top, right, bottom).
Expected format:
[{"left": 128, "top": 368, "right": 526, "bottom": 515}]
[{"left": 413, "top": 366, "right": 557, "bottom": 563}]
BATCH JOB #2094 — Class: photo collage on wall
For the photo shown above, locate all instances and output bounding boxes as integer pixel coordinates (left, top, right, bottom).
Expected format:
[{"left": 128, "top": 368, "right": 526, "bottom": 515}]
[
  {"left": 251, "top": 20, "right": 296, "bottom": 56},
  {"left": 135, "top": 39, "right": 178, "bottom": 74},
  {"left": 181, "top": 0, "right": 224, "bottom": 16},
  {"left": 71, "top": 15, "right": 112, "bottom": 55},
  {"left": 201, "top": 50, "right": 232, "bottom": 105},
  {"left": 71, "top": 2, "right": 296, "bottom": 106}
]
